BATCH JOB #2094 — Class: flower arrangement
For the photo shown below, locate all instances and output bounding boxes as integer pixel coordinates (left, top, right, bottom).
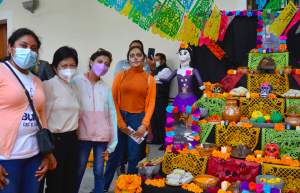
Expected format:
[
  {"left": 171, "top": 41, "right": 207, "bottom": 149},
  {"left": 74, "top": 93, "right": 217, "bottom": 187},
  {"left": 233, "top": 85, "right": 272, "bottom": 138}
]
[
  {"left": 240, "top": 116, "right": 248, "bottom": 122},
  {"left": 241, "top": 122, "right": 253, "bottom": 128},
  {"left": 250, "top": 93, "right": 260, "bottom": 98},
  {"left": 275, "top": 68, "right": 284, "bottom": 74},
  {"left": 254, "top": 150, "right": 264, "bottom": 156},
  {"left": 114, "top": 174, "right": 142, "bottom": 193},
  {"left": 239, "top": 180, "right": 281, "bottom": 193},
  {"left": 182, "top": 183, "right": 204, "bottom": 193},
  {"left": 245, "top": 155, "right": 300, "bottom": 167},
  {"left": 145, "top": 178, "right": 166, "bottom": 188},
  {"left": 180, "top": 42, "right": 189, "bottom": 49},
  {"left": 268, "top": 94, "right": 277, "bottom": 98},
  {"left": 199, "top": 119, "right": 207, "bottom": 124},
  {"left": 217, "top": 189, "right": 231, "bottom": 193},
  {"left": 212, "top": 150, "right": 230, "bottom": 160},
  {"left": 216, "top": 93, "right": 224, "bottom": 98},
  {"left": 274, "top": 123, "right": 285, "bottom": 131},
  {"left": 229, "top": 121, "right": 236, "bottom": 126},
  {"left": 227, "top": 70, "right": 235, "bottom": 75},
  {"left": 223, "top": 92, "right": 233, "bottom": 98}
]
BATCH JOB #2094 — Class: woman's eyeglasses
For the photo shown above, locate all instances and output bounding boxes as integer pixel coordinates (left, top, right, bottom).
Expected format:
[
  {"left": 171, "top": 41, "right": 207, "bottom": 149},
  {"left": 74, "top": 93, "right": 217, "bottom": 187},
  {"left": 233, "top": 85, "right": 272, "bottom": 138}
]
[
  {"left": 129, "top": 53, "right": 143, "bottom": 59},
  {"left": 97, "top": 48, "right": 112, "bottom": 57}
]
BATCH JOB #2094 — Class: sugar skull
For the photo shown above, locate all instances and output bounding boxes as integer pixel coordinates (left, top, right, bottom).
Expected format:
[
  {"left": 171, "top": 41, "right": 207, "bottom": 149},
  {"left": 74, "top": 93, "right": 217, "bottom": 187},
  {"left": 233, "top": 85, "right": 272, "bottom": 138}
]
[
  {"left": 263, "top": 143, "right": 281, "bottom": 159},
  {"left": 259, "top": 83, "right": 273, "bottom": 98},
  {"left": 212, "top": 84, "right": 225, "bottom": 96}
]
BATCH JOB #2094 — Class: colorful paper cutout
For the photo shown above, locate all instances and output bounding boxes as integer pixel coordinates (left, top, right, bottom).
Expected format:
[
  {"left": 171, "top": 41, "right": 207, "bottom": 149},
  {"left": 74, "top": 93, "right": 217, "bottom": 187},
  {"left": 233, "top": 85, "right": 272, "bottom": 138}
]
[
  {"left": 182, "top": 0, "right": 194, "bottom": 12},
  {"left": 256, "top": 0, "right": 267, "bottom": 10},
  {"left": 131, "top": 0, "right": 157, "bottom": 17},
  {"left": 97, "top": 0, "right": 114, "bottom": 8},
  {"left": 138, "top": 1, "right": 162, "bottom": 31},
  {"left": 176, "top": 12, "right": 200, "bottom": 46},
  {"left": 226, "top": 15, "right": 235, "bottom": 29},
  {"left": 262, "top": 0, "right": 288, "bottom": 26},
  {"left": 218, "top": 15, "right": 229, "bottom": 41},
  {"left": 188, "top": 0, "right": 213, "bottom": 30},
  {"left": 119, "top": 0, "right": 133, "bottom": 16},
  {"left": 284, "top": 9, "right": 300, "bottom": 36},
  {"left": 296, "top": 24, "right": 300, "bottom": 34},
  {"left": 203, "top": 5, "right": 222, "bottom": 41},
  {"left": 268, "top": 1, "right": 297, "bottom": 36}
]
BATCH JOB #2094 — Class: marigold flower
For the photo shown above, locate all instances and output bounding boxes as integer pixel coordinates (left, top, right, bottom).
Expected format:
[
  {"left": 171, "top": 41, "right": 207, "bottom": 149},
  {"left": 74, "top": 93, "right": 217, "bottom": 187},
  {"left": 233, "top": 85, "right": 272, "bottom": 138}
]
[
  {"left": 199, "top": 119, "right": 207, "bottom": 124},
  {"left": 250, "top": 93, "right": 260, "bottom": 98},
  {"left": 274, "top": 123, "right": 285, "bottom": 131},
  {"left": 240, "top": 117, "right": 248, "bottom": 122},
  {"left": 268, "top": 94, "right": 277, "bottom": 98},
  {"left": 229, "top": 121, "right": 236, "bottom": 126},
  {"left": 180, "top": 42, "right": 189, "bottom": 49},
  {"left": 216, "top": 93, "right": 223, "bottom": 98},
  {"left": 241, "top": 122, "right": 253, "bottom": 128}
]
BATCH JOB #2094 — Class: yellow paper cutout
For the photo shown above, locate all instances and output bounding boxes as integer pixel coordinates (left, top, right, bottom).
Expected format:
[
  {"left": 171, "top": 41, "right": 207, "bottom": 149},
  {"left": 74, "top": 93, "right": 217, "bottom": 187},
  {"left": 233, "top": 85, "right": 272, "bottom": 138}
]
[
  {"left": 119, "top": 0, "right": 133, "bottom": 17},
  {"left": 268, "top": 1, "right": 297, "bottom": 36},
  {"left": 152, "top": 25, "right": 176, "bottom": 41},
  {"left": 176, "top": 12, "right": 200, "bottom": 46},
  {"left": 203, "top": 5, "right": 222, "bottom": 41}
]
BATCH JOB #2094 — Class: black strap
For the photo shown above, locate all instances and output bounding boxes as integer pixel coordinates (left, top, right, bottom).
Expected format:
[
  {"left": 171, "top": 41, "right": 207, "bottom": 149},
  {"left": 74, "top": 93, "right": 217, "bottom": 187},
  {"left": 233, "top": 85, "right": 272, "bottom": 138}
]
[{"left": 3, "top": 62, "right": 43, "bottom": 130}]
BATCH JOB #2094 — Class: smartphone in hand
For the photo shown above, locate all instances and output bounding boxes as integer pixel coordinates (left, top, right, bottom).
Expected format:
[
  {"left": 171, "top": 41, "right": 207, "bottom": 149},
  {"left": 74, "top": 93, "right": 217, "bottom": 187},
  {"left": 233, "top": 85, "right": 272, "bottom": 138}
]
[{"left": 148, "top": 48, "right": 155, "bottom": 60}]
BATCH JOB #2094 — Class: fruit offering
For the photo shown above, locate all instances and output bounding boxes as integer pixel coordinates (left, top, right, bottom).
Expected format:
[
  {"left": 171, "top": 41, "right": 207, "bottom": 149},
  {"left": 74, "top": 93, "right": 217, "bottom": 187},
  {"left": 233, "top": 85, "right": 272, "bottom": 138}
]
[
  {"left": 260, "top": 178, "right": 281, "bottom": 184},
  {"left": 270, "top": 110, "right": 283, "bottom": 123},
  {"left": 251, "top": 111, "right": 263, "bottom": 119}
]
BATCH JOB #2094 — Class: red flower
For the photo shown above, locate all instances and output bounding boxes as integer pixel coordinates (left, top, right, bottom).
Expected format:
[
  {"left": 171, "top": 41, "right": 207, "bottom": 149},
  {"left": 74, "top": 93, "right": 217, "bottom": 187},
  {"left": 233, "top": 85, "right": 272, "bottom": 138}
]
[
  {"left": 191, "top": 106, "right": 196, "bottom": 113},
  {"left": 292, "top": 69, "right": 296, "bottom": 75},
  {"left": 192, "top": 121, "right": 199, "bottom": 125},
  {"left": 173, "top": 107, "right": 178, "bottom": 113},
  {"left": 249, "top": 182, "right": 256, "bottom": 191},
  {"left": 257, "top": 29, "right": 263, "bottom": 32},
  {"left": 257, "top": 44, "right": 262, "bottom": 49}
]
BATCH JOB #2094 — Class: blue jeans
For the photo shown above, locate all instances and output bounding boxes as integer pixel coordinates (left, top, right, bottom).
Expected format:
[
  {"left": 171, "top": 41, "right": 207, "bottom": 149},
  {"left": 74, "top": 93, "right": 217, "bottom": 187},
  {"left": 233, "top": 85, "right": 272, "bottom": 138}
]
[
  {"left": 74, "top": 141, "right": 108, "bottom": 193},
  {"left": 0, "top": 154, "right": 41, "bottom": 193},
  {"left": 104, "top": 111, "right": 145, "bottom": 190}
]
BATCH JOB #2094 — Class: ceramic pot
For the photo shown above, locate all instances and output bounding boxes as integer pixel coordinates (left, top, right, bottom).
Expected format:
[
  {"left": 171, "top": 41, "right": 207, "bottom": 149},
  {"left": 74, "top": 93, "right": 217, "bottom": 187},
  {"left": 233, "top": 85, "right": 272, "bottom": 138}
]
[
  {"left": 222, "top": 98, "right": 242, "bottom": 122},
  {"left": 283, "top": 105, "right": 300, "bottom": 128},
  {"left": 283, "top": 66, "right": 292, "bottom": 74},
  {"left": 238, "top": 67, "right": 250, "bottom": 74}
]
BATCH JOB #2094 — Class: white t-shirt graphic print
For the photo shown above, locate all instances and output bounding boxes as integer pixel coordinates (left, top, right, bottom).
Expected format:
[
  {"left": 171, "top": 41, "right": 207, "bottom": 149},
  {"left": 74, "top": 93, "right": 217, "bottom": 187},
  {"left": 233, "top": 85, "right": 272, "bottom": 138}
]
[{"left": 0, "top": 62, "right": 39, "bottom": 160}]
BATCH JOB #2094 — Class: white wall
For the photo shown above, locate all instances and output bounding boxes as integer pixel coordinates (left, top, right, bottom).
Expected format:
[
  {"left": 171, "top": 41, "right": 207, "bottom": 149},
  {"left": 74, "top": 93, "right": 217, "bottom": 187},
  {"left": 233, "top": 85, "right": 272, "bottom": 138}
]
[{"left": 0, "top": 0, "right": 238, "bottom": 97}]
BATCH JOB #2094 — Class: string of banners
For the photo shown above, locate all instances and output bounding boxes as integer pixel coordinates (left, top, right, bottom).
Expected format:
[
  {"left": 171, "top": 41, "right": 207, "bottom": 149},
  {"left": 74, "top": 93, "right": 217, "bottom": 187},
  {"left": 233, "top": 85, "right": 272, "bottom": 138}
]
[{"left": 96, "top": 0, "right": 300, "bottom": 45}]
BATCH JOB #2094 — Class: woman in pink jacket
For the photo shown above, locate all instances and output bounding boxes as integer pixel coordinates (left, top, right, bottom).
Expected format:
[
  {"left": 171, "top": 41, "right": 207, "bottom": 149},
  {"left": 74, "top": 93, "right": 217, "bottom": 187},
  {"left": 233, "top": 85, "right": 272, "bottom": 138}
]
[{"left": 72, "top": 49, "right": 117, "bottom": 193}]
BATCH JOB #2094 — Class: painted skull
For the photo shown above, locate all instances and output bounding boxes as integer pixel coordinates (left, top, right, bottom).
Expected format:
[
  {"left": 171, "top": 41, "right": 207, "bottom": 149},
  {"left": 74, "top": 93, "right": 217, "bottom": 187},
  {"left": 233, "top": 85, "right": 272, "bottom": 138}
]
[
  {"left": 212, "top": 84, "right": 225, "bottom": 96},
  {"left": 259, "top": 83, "right": 273, "bottom": 98},
  {"left": 263, "top": 143, "right": 281, "bottom": 159}
]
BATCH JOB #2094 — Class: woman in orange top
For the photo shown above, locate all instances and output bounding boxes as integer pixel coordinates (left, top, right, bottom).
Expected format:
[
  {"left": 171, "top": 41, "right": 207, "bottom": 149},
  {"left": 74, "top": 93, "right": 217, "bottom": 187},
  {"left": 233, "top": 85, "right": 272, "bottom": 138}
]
[{"left": 104, "top": 46, "right": 156, "bottom": 191}]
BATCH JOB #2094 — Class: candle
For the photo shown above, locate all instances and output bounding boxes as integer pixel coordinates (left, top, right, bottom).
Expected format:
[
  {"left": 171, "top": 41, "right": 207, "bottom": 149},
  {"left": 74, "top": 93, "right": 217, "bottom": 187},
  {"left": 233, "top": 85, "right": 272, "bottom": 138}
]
[
  {"left": 246, "top": 93, "right": 250, "bottom": 98},
  {"left": 221, "top": 121, "right": 225, "bottom": 125},
  {"left": 221, "top": 181, "right": 228, "bottom": 191},
  {"left": 257, "top": 154, "right": 261, "bottom": 158},
  {"left": 296, "top": 126, "right": 300, "bottom": 131},
  {"left": 221, "top": 146, "right": 227, "bottom": 153},
  {"left": 233, "top": 70, "right": 236, "bottom": 74},
  {"left": 203, "top": 93, "right": 207, "bottom": 97}
]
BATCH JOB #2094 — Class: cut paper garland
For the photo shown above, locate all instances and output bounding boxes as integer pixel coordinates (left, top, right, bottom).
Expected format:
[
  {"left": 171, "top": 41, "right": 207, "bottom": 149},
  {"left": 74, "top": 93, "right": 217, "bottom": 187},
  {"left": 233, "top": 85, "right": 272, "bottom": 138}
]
[
  {"left": 296, "top": 24, "right": 300, "bottom": 34},
  {"left": 218, "top": 13, "right": 229, "bottom": 41},
  {"left": 131, "top": 0, "right": 157, "bottom": 17},
  {"left": 226, "top": 15, "right": 235, "bottom": 29},
  {"left": 189, "top": 0, "right": 213, "bottom": 30},
  {"left": 203, "top": 5, "right": 222, "bottom": 41},
  {"left": 268, "top": 1, "right": 297, "bottom": 36},
  {"left": 284, "top": 9, "right": 300, "bottom": 36},
  {"left": 256, "top": 0, "right": 267, "bottom": 10},
  {"left": 182, "top": 0, "right": 194, "bottom": 13},
  {"left": 262, "top": 0, "right": 288, "bottom": 26},
  {"left": 176, "top": 13, "right": 200, "bottom": 46}
]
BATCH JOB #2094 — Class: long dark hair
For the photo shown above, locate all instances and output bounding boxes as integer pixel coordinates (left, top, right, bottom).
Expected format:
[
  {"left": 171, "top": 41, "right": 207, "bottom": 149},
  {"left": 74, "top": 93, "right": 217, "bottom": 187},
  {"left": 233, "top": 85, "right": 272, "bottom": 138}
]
[
  {"left": 126, "top": 46, "right": 146, "bottom": 62},
  {"left": 0, "top": 28, "right": 41, "bottom": 62},
  {"left": 89, "top": 50, "right": 112, "bottom": 70}
]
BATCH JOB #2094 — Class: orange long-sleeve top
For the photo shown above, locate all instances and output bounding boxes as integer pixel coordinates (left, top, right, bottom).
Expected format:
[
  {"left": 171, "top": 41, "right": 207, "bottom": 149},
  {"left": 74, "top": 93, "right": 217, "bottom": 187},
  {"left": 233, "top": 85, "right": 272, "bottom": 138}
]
[{"left": 112, "top": 67, "right": 156, "bottom": 130}]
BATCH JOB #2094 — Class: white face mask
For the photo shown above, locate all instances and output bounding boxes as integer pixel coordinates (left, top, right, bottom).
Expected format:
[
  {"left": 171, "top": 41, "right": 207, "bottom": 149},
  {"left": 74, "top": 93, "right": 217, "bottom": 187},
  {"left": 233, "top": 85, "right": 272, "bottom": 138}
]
[
  {"left": 179, "top": 50, "right": 191, "bottom": 66},
  {"left": 58, "top": 69, "right": 76, "bottom": 83}
]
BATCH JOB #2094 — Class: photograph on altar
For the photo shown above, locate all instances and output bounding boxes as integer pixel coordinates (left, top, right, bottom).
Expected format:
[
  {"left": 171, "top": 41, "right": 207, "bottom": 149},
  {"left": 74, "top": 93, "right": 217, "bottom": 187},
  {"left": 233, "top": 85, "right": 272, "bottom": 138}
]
[{"left": 172, "top": 112, "right": 194, "bottom": 146}]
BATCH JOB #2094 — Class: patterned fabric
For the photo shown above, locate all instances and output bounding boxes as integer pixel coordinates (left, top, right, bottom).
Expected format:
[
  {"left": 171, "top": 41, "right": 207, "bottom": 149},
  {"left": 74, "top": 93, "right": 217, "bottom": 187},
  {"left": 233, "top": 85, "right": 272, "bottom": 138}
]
[
  {"left": 286, "top": 98, "right": 300, "bottom": 114},
  {"left": 240, "top": 97, "right": 285, "bottom": 118},
  {"left": 199, "top": 123, "right": 214, "bottom": 143},
  {"left": 220, "top": 74, "right": 244, "bottom": 92},
  {"left": 248, "top": 53, "right": 289, "bottom": 70},
  {"left": 162, "top": 153, "right": 208, "bottom": 176},
  {"left": 207, "top": 157, "right": 260, "bottom": 185},
  {"left": 247, "top": 74, "right": 289, "bottom": 95},
  {"left": 261, "top": 128, "right": 300, "bottom": 159},
  {"left": 193, "top": 98, "right": 226, "bottom": 117},
  {"left": 262, "top": 163, "right": 300, "bottom": 193},
  {"left": 215, "top": 125, "right": 261, "bottom": 151}
]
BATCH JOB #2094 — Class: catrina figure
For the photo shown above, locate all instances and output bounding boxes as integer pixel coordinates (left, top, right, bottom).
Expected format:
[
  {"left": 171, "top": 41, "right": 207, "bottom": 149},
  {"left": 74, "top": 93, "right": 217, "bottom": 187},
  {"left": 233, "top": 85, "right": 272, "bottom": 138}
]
[{"left": 157, "top": 43, "right": 205, "bottom": 107}]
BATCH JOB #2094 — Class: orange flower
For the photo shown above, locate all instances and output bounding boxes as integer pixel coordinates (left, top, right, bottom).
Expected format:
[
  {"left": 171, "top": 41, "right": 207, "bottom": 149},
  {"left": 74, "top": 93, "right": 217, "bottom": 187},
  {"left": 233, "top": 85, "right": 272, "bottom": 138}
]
[
  {"left": 182, "top": 183, "right": 203, "bottom": 193},
  {"left": 241, "top": 122, "right": 253, "bottom": 128},
  {"left": 279, "top": 44, "right": 287, "bottom": 48},
  {"left": 216, "top": 93, "right": 223, "bottom": 98},
  {"left": 223, "top": 92, "right": 233, "bottom": 98},
  {"left": 180, "top": 148, "right": 190, "bottom": 154},
  {"left": 240, "top": 117, "right": 248, "bottom": 122},
  {"left": 114, "top": 174, "right": 142, "bottom": 193},
  {"left": 296, "top": 69, "right": 300, "bottom": 75},
  {"left": 268, "top": 94, "right": 277, "bottom": 98},
  {"left": 250, "top": 93, "right": 260, "bottom": 98},
  {"left": 217, "top": 190, "right": 231, "bottom": 193},
  {"left": 281, "top": 155, "right": 293, "bottom": 165},
  {"left": 180, "top": 42, "right": 189, "bottom": 49},
  {"left": 274, "top": 123, "right": 285, "bottom": 131},
  {"left": 255, "top": 157, "right": 264, "bottom": 163},
  {"left": 212, "top": 150, "right": 230, "bottom": 160},
  {"left": 193, "top": 135, "right": 200, "bottom": 141},
  {"left": 290, "top": 160, "right": 300, "bottom": 167},
  {"left": 276, "top": 68, "right": 284, "bottom": 74},
  {"left": 254, "top": 150, "right": 263, "bottom": 156},
  {"left": 228, "top": 70, "right": 235, "bottom": 75},
  {"left": 166, "top": 145, "right": 173, "bottom": 152},
  {"left": 229, "top": 121, "right": 236, "bottom": 126},
  {"left": 190, "top": 149, "right": 200, "bottom": 155},
  {"left": 207, "top": 92, "right": 215, "bottom": 98},
  {"left": 145, "top": 178, "right": 166, "bottom": 188},
  {"left": 246, "top": 155, "right": 256, "bottom": 162},
  {"left": 199, "top": 119, "right": 207, "bottom": 124},
  {"left": 249, "top": 182, "right": 256, "bottom": 191}
]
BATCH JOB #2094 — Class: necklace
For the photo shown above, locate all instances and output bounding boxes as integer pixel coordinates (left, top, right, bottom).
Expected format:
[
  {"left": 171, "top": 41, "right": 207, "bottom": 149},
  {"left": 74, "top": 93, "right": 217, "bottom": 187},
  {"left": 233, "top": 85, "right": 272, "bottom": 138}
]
[{"left": 59, "top": 80, "right": 73, "bottom": 96}]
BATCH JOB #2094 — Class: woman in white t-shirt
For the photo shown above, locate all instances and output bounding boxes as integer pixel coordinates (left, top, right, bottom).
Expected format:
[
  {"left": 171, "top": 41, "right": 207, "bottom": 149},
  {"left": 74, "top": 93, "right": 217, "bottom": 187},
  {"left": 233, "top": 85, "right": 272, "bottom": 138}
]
[{"left": 0, "top": 28, "right": 56, "bottom": 193}]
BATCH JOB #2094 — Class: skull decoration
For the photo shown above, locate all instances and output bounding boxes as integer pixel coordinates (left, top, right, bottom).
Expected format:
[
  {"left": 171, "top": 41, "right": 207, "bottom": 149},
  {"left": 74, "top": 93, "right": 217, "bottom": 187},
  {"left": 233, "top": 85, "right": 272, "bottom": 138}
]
[
  {"left": 259, "top": 83, "right": 273, "bottom": 98},
  {"left": 212, "top": 84, "right": 225, "bottom": 96},
  {"left": 263, "top": 143, "right": 281, "bottom": 159}
]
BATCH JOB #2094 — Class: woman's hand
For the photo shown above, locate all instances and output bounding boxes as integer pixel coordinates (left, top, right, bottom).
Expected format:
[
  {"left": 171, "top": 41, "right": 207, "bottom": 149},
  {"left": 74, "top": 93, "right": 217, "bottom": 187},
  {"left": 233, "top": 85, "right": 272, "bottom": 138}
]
[
  {"left": 47, "top": 153, "right": 57, "bottom": 170},
  {"left": 0, "top": 165, "right": 8, "bottom": 190},
  {"left": 101, "top": 150, "right": 109, "bottom": 159},
  {"left": 35, "top": 157, "right": 49, "bottom": 182},
  {"left": 133, "top": 124, "right": 147, "bottom": 139},
  {"left": 119, "top": 126, "right": 131, "bottom": 135}
]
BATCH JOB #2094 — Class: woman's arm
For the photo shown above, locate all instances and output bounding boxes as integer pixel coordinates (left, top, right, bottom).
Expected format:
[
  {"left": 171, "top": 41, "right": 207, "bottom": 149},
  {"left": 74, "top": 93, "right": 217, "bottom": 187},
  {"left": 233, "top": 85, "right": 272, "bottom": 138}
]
[
  {"left": 141, "top": 76, "right": 156, "bottom": 128},
  {"left": 158, "top": 69, "right": 177, "bottom": 84},
  {"left": 106, "top": 89, "right": 118, "bottom": 153},
  {"left": 193, "top": 69, "right": 205, "bottom": 89}
]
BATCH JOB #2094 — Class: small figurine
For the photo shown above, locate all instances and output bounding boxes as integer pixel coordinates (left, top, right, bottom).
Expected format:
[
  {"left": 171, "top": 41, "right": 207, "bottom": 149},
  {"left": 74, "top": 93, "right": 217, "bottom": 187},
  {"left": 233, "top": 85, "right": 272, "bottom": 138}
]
[
  {"left": 259, "top": 83, "right": 273, "bottom": 98},
  {"left": 264, "top": 143, "right": 281, "bottom": 159},
  {"left": 158, "top": 43, "right": 205, "bottom": 107}
]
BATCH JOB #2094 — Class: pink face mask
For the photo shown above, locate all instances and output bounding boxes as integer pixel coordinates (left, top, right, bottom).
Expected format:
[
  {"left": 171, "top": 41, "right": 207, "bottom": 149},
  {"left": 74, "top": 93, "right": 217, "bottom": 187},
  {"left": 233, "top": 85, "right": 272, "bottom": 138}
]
[{"left": 92, "top": 63, "right": 108, "bottom": 77}]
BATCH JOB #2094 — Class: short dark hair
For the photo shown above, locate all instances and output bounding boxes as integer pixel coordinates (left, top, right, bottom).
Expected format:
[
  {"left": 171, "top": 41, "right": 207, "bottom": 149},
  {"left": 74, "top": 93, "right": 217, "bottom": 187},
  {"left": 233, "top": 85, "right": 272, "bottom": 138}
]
[
  {"left": 89, "top": 50, "right": 112, "bottom": 70},
  {"left": 127, "top": 46, "right": 146, "bottom": 62},
  {"left": 129, "top": 40, "right": 143, "bottom": 50},
  {"left": 52, "top": 46, "right": 78, "bottom": 70},
  {"left": 155, "top": 53, "right": 166, "bottom": 64},
  {"left": 0, "top": 28, "right": 41, "bottom": 62}
]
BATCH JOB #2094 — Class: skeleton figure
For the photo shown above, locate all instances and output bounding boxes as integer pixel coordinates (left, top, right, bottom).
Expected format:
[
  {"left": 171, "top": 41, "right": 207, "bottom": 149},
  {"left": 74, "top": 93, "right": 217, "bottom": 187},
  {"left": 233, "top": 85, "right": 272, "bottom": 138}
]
[{"left": 259, "top": 83, "right": 273, "bottom": 98}]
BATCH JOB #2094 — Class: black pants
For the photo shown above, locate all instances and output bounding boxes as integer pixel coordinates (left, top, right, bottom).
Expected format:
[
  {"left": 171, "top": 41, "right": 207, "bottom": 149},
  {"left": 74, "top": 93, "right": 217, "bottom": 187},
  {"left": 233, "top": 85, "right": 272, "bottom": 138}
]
[
  {"left": 45, "top": 130, "right": 79, "bottom": 193},
  {"left": 150, "top": 97, "right": 169, "bottom": 144}
]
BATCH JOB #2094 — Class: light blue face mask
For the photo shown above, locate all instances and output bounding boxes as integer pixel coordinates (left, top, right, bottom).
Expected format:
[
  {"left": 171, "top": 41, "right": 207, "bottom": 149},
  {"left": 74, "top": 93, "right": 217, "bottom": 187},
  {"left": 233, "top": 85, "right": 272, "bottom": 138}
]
[
  {"left": 12, "top": 48, "right": 37, "bottom": 69},
  {"left": 27, "top": 62, "right": 36, "bottom": 71},
  {"left": 156, "top": 61, "right": 160, "bottom": 68}
]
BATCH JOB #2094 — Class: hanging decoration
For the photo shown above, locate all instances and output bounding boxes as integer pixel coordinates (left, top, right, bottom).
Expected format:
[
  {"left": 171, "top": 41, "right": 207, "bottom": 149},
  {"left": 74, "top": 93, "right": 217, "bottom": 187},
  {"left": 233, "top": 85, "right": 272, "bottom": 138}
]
[
  {"left": 268, "top": 1, "right": 297, "bottom": 36},
  {"left": 257, "top": 12, "right": 264, "bottom": 50},
  {"left": 262, "top": 0, "right": 288, "bottom": 26},
  {"left": 218, "top": 11, "right": 229, "bottom": 41},
  {"left": 151, "top": 0, "right": 186, "bottom": 39},
  {"left": 203, "top": 5, "right": 222, "bottom": 41},
  {"left": 119, "top": 0, "right": 133, "bottom": 16},
  {"left": 182, "top": 0, "right": 194, "bottom": 13},
  {"left": 283, "top": 9, "right": 300, "bottom": 36},
  {"left": 138, "top": 1, "right": 163, "bottom": 31},
  {"left": 256, "top": 0, "right": 267, "bottom": 10},
  {"left": 296, "top": 24, "right": 300, "bottom": 34},
  {"left": 189, "top": 0, "right": 214, "bottom": 30},
  {"left": 176, "top": 13, "right": 200, "bottom": 46},
  {"left": 131, "top": 0, "right": 157, "bottom": 17},
  {"left": 226, "top": 15, "right": 235, "bottom": 29}
]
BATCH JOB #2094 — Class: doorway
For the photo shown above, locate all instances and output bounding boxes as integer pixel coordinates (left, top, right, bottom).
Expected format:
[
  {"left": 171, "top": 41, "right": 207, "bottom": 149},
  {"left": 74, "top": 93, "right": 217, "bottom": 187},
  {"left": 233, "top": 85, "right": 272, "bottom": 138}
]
[{"left": 0, "top": 23, "right": 7, "bottom": 59}]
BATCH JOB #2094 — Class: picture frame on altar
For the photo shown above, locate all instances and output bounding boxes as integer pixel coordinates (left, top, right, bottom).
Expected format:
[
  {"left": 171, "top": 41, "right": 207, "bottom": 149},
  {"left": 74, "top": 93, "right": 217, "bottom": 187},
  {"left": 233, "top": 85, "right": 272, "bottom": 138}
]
[{"left": 172, "top": 112, "right": 194, "bottom": 146}]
